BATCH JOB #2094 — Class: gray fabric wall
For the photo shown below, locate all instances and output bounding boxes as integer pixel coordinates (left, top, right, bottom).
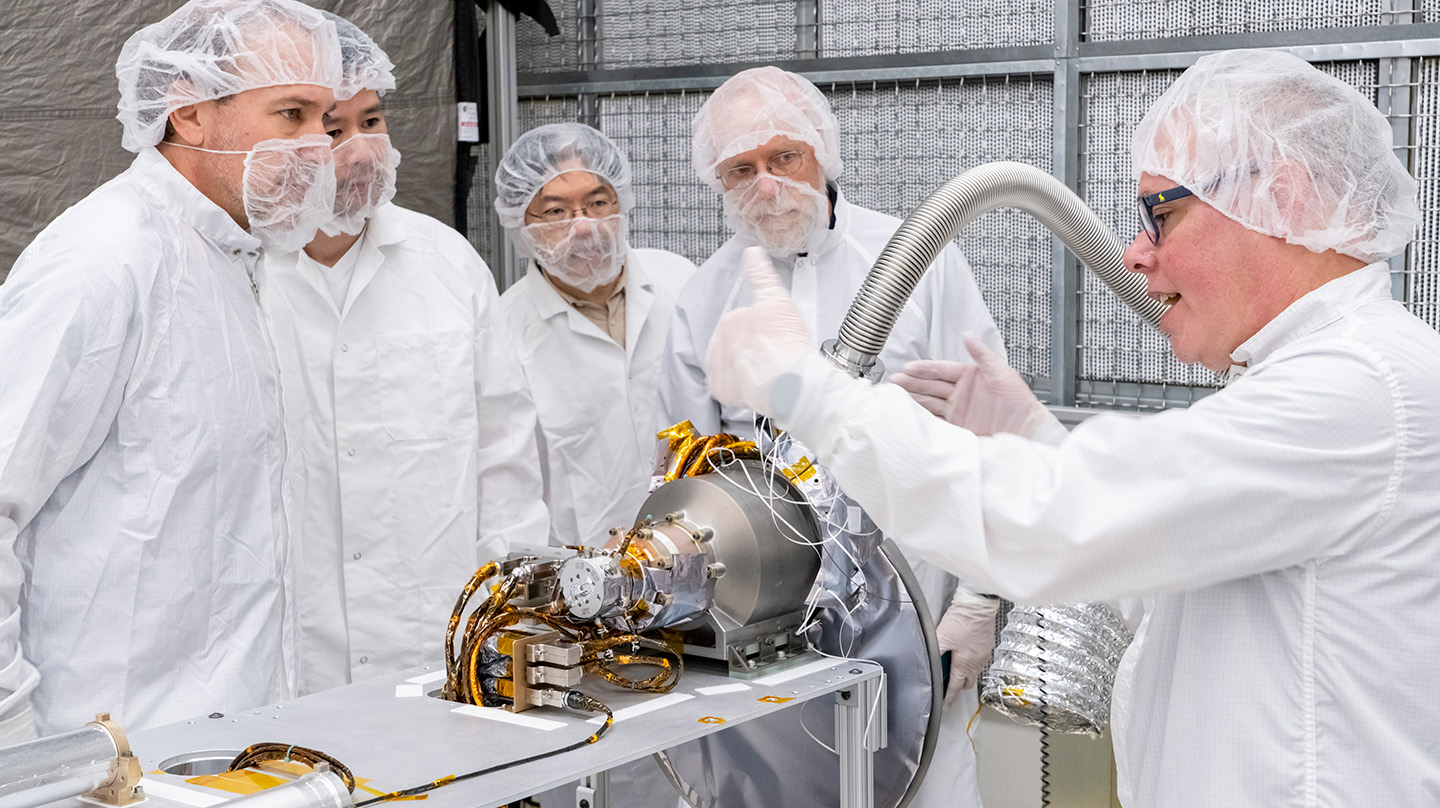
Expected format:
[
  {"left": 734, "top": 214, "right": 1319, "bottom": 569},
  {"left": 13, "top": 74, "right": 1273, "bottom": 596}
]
[{"left": 0, "top": 0, "right": 456, "bottom": 282}]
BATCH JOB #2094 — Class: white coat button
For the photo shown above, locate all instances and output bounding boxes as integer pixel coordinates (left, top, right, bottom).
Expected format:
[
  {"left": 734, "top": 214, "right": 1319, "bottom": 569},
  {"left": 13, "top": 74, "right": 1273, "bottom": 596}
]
[
  {"left": 359, "top": 656, "right": 368, "bottom": 664},
  {"left": 340, "top": 344, "right": 349, "bottom": 352},
  {"left": 353, "top": 552, "right": 362, "bottom": 560},
  {"left": 347, "top": 448, "right": 356, "bottom": 457}
]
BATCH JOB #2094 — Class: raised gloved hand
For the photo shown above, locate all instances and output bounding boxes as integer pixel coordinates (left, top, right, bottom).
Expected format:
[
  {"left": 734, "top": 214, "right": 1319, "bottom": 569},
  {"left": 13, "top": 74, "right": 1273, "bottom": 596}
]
[
  {"left": 891, "top": 333, "right": 1051, "bottom": 438},
  {"left": 705, "top": 246, "right": 814, "bottom": 416},
  {"left": 936, "top": 588, "right": 1001, "bottom": 706}
]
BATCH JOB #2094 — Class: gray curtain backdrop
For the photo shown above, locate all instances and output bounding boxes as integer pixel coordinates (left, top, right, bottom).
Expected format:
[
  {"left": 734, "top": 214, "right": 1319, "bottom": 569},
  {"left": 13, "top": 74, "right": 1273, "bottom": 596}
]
[{"left": 0, "top": 0, "right": 457, "bottom": 282}]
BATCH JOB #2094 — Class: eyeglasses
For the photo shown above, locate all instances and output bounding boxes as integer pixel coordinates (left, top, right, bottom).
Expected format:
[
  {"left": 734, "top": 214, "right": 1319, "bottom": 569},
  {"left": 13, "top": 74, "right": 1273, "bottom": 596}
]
[
  {"left": 1138, "top": 185, "right": 1193, "bottom": 245},
  {"left": 525, "top": 196, "right": 619, "bottom": 224},
  {"left": 717, "top": 149, "right": 808, "bottom": 190}
]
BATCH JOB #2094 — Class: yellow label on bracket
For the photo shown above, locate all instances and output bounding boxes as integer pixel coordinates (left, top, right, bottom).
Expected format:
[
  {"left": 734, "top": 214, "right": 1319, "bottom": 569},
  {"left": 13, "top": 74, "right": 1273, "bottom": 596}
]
[
  {"left": 697, "top": 716, "right": 726, "bottom": 724},
  {"left": 757, "top": 695, "right": 794, "bottom": 704}
]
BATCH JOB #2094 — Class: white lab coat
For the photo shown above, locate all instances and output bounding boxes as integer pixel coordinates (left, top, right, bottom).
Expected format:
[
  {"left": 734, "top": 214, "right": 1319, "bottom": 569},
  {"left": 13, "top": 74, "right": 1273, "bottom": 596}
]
[
  {"left": 0, "top": 147, "right": 291, "bottom": 734},
  {"left": 659, "top": 187, "right": 1001, "bottom": 808},
  {"left": 258, "top": 203, "right": 549, "bottom": 695},
  {"left": 501, "top": 247, "right": 696, "bottom": 547},
  {"left": 780, "top": 263, "right": 1440, "bottom": 806}
]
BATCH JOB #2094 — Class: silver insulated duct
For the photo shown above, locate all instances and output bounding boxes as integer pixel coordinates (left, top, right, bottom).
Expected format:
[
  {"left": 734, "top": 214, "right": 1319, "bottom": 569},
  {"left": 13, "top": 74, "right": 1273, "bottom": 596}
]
[{"left": 825, "top": 161, "right": 1154, "bottom": 734}]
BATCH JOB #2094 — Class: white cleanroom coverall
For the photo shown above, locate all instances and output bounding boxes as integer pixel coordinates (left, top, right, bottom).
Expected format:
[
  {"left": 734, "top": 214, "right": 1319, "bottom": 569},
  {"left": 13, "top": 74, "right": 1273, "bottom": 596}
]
[
  {"left": 659, "top": 187, "right": 1003, "bottom": 808},
  {"left": 501, "top": 248, "right": 696, "bottom": 547},
  {"left": 259, "top": 203, "right": 549, "bottom": 695},
  {"left": 0, "top": 147, "right": 292, "bottom": 734},
  {"left": 777, "top": 263, "right": 1440, "bottom": 807}
]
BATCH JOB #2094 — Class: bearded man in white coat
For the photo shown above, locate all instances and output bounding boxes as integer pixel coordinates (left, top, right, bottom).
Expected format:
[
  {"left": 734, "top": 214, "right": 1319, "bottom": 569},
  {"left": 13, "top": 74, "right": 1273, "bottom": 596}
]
[
  {"left": 0, "top": 0, "right": 342, "bottom": 739},
  {"left": 257, "top": 13, "right": 548, "bottom": 695},
  {"left": 493, "top": 123, "right": 696, "bottom": 808},
  {"left": 658, "top": 66, "right": 1001, "bottom": 808},
  {"left": 495, "top": 123, "right": 696, "bottom": 549},
  {"left": 707, "top": 50, "right": 1440, "bottom": 807}
]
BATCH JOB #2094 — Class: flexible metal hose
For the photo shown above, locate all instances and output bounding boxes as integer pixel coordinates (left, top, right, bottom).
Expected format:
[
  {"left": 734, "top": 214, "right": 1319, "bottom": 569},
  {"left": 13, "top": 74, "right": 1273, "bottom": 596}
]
[{"left": 826, "top": 161, "right": 1165, "bottom": 375}]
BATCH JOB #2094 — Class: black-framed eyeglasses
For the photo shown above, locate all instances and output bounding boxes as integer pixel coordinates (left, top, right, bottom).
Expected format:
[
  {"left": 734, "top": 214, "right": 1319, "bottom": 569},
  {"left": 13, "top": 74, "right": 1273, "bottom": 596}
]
[{"left": 1138, "top": 185, "right": 1194, "bottom": 245}]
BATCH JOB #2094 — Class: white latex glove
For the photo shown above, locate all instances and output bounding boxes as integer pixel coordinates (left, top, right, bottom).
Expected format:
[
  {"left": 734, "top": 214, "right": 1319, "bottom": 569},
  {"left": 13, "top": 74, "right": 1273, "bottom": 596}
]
[
  {"left": 936, "top": 588, "right": 1001, "bottom": 707},
  {"left": 0, "top": 696, "right": 38, "bottom": 748},
  {"left": 891, "top": 333, "right": 1052, "bottom": 438},
  {"left": 705, "top": 246, "right": 814, "bottom": 416}
]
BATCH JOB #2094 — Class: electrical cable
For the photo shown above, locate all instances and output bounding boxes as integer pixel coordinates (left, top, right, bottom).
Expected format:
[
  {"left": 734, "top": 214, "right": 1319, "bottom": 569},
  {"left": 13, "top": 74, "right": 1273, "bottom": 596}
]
[
  {"left": 352, "top": 692, "right": 614, "bottom": 807},
  {"left": 227, "top": 744, "right": 357, "bottom": 792}
]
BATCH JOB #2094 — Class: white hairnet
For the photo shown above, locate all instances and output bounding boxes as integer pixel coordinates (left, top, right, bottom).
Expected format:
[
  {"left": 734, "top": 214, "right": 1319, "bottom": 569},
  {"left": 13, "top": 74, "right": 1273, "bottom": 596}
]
[
  {"left": 1133, "top": 49, "right": 1419, "bottom": 263},
  {"left": 324, "top": 11, "right": 396, "bottom": 101},
  {"left": 493, "top": 122, "right": 635, "bottom": 231},
  {"left": 116, "top": 0, "right": 342, "bottom": 152},
  {"left": 691, "top": 66, "right": 843, "bottom": 193}
]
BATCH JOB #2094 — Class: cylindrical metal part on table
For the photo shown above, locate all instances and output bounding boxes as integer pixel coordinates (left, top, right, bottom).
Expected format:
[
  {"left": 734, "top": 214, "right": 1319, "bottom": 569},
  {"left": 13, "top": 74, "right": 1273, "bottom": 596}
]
[
  {"left": 219, "top": 770, "right": 353, "bottom": 808},
  {"left": 0, "top": 724, "right": 119, "bottom": 808}
]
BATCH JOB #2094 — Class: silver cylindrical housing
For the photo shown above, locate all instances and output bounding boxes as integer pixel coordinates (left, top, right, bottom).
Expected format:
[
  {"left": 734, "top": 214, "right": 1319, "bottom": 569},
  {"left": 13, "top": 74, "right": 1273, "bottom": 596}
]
[
  {"left": 0, "top": 724, "right": 119, "bottom": 808},
  {"left": 219, "top": 770, "right": 352, "bottom": 808}
]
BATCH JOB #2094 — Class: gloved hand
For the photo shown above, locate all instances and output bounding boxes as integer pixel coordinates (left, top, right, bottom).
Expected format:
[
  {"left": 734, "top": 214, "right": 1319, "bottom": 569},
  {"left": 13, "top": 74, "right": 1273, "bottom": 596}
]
[
  {"left": 936, "top": 588, "right": 1001, "bottom": 707},
  {"left": 0, "top": 696, "right": 38, "bottom": 748},
  {"left": 705, "top": 246, "right": 814, "bottom": 416},
  {"left": 891, "top": 333, "right": 1051, "bottom": 438}
]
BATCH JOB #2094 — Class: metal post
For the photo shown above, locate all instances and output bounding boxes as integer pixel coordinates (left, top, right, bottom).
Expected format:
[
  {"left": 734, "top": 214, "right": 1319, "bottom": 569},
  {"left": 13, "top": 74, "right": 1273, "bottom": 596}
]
[
  {"left": 1379, "top": 52, "right": 1417, "bottom": 303},
  {"left": 575, "top": 770, "right": 609, "bottom": 808},
  {"left": 834, "top": 671, "right": 885, "bottom": 808},
  {"left": 486, "top": 0, "right": 521, "bottom": 288},
  {"left": 796, "top": 0, "right": 819, "bottom": 60},
  {"left": 1050, "top": 0, "right": 1083, "bottom": 407},
  {"left": 579, "top": 0, "right": 600, "bottom": 129}
]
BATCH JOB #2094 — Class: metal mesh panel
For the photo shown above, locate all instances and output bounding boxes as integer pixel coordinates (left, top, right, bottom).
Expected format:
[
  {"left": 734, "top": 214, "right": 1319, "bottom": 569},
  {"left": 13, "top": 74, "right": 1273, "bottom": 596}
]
[
  {"left": 1409, "top": 58, "right": 1440, "bottom": 329},
  {"left": 1077, "top": 60, "right": 1394, "bottom": 407},
  {"left": 516, "top": 0, "right": 582, "bottom": 72},
  {"left": 828, "top": 76, "right": 1055, "bottom": 381},
  {"left": 597, "top": 91, "right": 730, "bottom": 264},
  {"left": 1084, "top": 0, "right": 1398, "bottom": 41},
  {"left": 1080, "top": 68, "right": 1222, "bottom": 401},
  {"left": 820, "top": 0, "right": 1053, "bottom": 55},
  {"left": 595, "top": 1, "right": 797, "bottom": 68}
]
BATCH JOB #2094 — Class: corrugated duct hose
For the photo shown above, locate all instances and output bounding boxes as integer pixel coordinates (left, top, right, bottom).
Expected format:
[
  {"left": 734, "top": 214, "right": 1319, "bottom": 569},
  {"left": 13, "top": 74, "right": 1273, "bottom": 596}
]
[{"left": 822, "top": 161, "right": 1149, "bottom": 804}]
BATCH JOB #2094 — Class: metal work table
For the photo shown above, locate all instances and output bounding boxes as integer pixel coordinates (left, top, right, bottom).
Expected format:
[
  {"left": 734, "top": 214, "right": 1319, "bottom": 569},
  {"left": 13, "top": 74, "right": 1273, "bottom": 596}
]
[{"left": 112, "top": 657, "right": 885, "bottom": 808}]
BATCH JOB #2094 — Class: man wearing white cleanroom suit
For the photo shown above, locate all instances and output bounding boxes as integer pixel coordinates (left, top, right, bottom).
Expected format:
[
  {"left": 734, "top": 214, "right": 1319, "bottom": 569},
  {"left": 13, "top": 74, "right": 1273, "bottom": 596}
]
[
  {"left": 708, "top": 50, "right": 1440, "bottom": 806},
  {"left": 258, "top": 14, "right": 548, "bottom": 696},
  {"left": 658, "top": 66, "right": 1001, "bottom": 807},
  {"left": 0, "top": 0, "right": 342, "bottom": 737},
  {"left": 495, "top": 123, "right": 695, "bottom": 549},
  {"left": 494, "top": 123, "right": 696, "bottom": 808}
]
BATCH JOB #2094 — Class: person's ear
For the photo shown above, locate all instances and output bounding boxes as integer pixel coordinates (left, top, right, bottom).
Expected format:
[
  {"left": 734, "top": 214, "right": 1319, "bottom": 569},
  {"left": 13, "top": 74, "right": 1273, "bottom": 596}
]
[{"left": 168, "top": 98, "right": 218, "bottom": 147}]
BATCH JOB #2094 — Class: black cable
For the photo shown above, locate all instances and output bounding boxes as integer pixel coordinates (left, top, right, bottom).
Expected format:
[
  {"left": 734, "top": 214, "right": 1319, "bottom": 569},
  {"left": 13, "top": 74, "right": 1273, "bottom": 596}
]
[{"left": 353, "top": 692, "right": 614, "bottom": 807}]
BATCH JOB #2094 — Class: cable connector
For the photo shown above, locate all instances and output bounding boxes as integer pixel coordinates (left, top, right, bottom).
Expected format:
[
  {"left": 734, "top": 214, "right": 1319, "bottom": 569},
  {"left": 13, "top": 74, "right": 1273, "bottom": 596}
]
[{"left": 562, "top": 690, "right": 605, "bottom": 713}]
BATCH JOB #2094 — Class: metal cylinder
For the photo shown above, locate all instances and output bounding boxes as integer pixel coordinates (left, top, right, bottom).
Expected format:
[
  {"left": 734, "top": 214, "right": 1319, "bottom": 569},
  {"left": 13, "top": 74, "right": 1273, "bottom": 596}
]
[
  {"left": 218, "top": 770, "right": 352, "bottom": 808},
  {"left": 0, "top": 724, "right": 119, "bottom": 808},
  {"left": 826, "top": 161, "right": 1165, "bottom": 376}
]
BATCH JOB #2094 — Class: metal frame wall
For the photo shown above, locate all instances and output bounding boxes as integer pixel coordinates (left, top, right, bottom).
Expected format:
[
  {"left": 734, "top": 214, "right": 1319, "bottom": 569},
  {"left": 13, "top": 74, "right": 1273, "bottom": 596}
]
[{"left": 480, "top": 1, "right": 1440, "bottom": 412}]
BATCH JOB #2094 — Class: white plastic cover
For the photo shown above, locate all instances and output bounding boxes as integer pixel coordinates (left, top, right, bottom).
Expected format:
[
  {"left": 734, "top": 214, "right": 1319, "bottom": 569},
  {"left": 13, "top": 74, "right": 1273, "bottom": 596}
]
[
  {"left": 691, "top": 66, "right": 844, "bottom": 193},
  {"left": 322, "top": 133, "right": 401, "bottom": 236},
  {"left": 1133, "top": 48, "right": 1419, "bottom": 263},
  {"left": 493, "top": 122, "right": 636, "bottom": 231},
  {"left": 324, "top": 10, "right": 396, "bottom": 101},
  {"left": 115, "top": 0, "right": 343, "bottom": 152}
]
